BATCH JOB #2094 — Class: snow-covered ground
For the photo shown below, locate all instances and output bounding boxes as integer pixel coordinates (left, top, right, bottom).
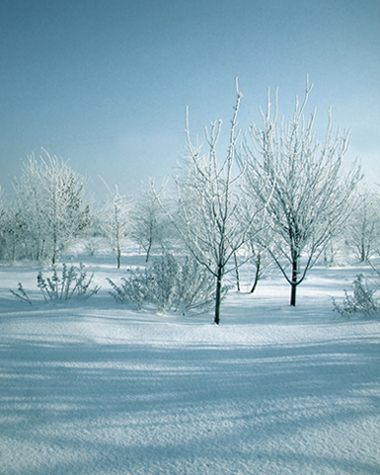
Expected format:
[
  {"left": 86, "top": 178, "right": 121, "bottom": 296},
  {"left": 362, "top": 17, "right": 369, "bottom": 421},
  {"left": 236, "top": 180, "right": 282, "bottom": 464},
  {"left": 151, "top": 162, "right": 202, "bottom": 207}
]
[{"left": 1, "top": 253, "right": 379, "bottom": 475}]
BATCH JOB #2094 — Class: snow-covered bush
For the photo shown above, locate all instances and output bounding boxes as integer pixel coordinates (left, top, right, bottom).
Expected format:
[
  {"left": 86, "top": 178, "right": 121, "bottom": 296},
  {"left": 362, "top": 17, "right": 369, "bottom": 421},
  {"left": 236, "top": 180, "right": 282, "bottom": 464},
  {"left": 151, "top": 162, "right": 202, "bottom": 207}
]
[
  {"left": 38, "top": 263, "right": 100, "bottom": 301},
  {"left": 107, "top": 253, "right": 223, "bottom": 313},
  {"left": 10, "top": 262, "right": 100, "bottom": 304},
  {"left": 333, "top": 274, "right": 379, "bottom": 317}
]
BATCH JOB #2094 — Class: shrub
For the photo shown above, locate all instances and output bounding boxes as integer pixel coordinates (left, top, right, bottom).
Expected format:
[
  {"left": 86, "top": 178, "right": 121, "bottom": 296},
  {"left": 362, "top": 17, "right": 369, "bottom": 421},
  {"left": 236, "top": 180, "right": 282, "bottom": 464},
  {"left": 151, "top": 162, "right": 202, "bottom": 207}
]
[
  {"left": 333, "top": 274, "right": 379, "bottom": 317},
  {"left": 9, "top": 283, "right": 32, "bottom": 305},
  {"left": 10, "top": 262, "right": 100, "bottom": 304},
  {"left": 107, "top": 253, "right": 225, "bottom": 313}
]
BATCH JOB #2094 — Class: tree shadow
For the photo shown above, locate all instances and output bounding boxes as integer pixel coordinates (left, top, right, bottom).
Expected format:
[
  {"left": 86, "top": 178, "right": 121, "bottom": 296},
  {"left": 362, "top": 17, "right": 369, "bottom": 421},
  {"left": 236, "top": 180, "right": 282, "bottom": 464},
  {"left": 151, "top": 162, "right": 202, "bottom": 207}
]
[{"left": 1, "top": 333, "right": 379, "bottom": 474}]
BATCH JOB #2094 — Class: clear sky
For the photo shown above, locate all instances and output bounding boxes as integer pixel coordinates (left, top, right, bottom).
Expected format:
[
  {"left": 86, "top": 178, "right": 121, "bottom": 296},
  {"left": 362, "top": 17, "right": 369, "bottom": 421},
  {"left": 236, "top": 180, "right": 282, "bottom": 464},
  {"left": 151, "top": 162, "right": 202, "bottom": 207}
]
[{"left": 1, "top": 0, "right": 379, "bottom": 200}]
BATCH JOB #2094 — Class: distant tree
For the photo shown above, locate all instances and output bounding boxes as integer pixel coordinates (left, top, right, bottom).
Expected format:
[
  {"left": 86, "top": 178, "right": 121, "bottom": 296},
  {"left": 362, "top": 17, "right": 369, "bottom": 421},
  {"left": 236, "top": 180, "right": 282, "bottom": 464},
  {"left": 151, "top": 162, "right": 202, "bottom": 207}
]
[
  {"left": 129, "top": 180, "right": 169, "bottom": 262},
  {"left": 320, "top": 235, "right": 344, "bottom": 266},
  {"left": 2, "top": 206, "right": 25, "bottom": 262},
  {"left": 14, "top": 157, "right": 46, "bottom": 261},
  {"left": 345, "top": 185, "right": 380, "bottom": 262},
  {"left": 101, "top": 185, "right": 129, "bottom": 269},
  {"left": 238, "top": 173, "right": 272, "bottom": 293},
  {"left": 0, "top": 186, "right": 7, "bottom": 259},
  {"left": 245, "top": 242, "right": 272, "bottom": 294},
  {"left": 156, "top": 80, "right": 265, "bottom": 324},
  {"left": 242, "top": 79, "right": 361, "bottom": 306},
  {"left": 14, "top": 150, "right": 91, "bottom": 264}
]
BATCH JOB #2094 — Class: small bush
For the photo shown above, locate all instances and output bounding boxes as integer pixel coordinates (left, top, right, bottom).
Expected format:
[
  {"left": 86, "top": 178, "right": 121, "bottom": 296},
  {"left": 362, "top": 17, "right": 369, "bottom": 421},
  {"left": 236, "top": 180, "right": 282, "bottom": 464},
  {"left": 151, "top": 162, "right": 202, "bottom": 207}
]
[
  {"left": 10, "top": 262, "right": 100, "bottom": 304},
  {"left": 333, "top": 274, "right": 379, "bottom": 317},
  {"left": 107, "top": 253, "right": 224, "bottom": 313}
]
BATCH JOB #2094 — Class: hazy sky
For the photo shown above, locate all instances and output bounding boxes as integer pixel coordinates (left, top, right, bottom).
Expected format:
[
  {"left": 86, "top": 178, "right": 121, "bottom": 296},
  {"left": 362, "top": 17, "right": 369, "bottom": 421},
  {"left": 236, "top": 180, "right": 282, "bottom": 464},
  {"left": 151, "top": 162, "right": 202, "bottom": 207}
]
[{"left": 1, "top": 0, "right": 379, "bottom": 200}]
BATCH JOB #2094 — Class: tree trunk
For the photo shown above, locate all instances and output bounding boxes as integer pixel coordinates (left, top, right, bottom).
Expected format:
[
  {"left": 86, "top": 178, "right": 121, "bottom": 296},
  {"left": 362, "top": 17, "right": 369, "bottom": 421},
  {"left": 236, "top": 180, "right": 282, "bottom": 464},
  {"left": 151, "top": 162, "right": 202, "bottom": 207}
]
[
  {"left": 290, "top": 258, "right": 297, "bottom": 306},
  {"left": 11, "top": 239, "right": 16, "bottom": 263},
  {"left": 360, "top": 242, "right": 366, "bottom": 262},
  {"left": 214, "top": 266, "right": 223, "bottom": 325},
  {"left": 290, "top": 282, "right": 297, "bottom": 306},
  {"left": 117, "top": 246, "right": 121, "bottom": 269},
  {"left": 250, "top": 253, "right": 261, "bottom": 294},
  {"left": 233, "top": 252, "right": 240, "bottom": 292},
  {"left": 146, "top": 236, "right": 152, "bottom": 262},
  {"left": 52, "top": 237, "right": 57, "bottom": 265}
]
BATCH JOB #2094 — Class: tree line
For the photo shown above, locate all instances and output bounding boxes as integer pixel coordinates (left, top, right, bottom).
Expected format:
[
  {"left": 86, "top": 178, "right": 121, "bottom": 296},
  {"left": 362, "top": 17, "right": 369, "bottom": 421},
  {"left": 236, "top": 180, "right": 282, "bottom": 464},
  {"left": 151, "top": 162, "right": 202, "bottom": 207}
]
[{"left": 1, "top": 79, "right": 379, "bottom": 323}]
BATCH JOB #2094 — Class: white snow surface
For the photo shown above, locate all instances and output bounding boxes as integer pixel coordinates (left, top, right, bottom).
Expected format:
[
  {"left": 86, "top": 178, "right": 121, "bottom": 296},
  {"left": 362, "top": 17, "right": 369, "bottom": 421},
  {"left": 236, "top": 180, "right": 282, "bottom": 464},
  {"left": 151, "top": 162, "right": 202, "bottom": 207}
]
[{"left": 1, "top": 253, "right": 379, "bottom": 475}]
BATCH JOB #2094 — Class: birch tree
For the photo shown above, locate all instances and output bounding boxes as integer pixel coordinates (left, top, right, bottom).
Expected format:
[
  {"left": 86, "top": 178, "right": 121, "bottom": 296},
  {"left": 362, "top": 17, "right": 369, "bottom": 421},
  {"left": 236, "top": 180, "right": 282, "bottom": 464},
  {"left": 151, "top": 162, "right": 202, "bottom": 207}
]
[{"left": 243, "top": 80, "right": 361, "bottom": 306}]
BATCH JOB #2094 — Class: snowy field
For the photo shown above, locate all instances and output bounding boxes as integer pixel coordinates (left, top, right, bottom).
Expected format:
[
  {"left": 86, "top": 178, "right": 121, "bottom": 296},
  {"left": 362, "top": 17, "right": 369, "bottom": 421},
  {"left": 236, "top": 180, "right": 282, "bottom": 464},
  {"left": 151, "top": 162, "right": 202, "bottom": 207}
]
[{"left": 1, "top": 252, "right": 379, "bottom": 475}]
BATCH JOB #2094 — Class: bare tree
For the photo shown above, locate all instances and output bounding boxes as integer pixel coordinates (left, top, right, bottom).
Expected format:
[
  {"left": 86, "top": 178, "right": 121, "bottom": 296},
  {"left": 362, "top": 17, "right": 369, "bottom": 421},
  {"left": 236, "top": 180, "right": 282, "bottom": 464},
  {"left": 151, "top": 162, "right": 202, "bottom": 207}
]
[
  {"left": 13, "top": 157, "right": 46, "bottom": 261},
  {"left": 0, "top": 186, "right": 7, "bottom": 260},
  {"left": 246, "top": 242, "right": 271, "bottom": 294},
  {"left": 129, "top": 180, "right": 169, "bottom": 262},
  {"left": 2, "top": 205, "right": 25, "bottom": 262},
  {"left": 345, "top": 185, "right": 380, "bottom": 262},
  {"left": 243, "top": 79, "right": 361, "bottom": 306},
  {"left": 238, "top": 173, "right": 273, "bottom": 293},
  {"left": 101, "top": 184, "right": 129, "bottom": 269},
  {"left": 14, "top": 150, "right": 90, "bottom": 264},
  {"left": 156, "top": 80, "right": 264, "bottom": 324}
]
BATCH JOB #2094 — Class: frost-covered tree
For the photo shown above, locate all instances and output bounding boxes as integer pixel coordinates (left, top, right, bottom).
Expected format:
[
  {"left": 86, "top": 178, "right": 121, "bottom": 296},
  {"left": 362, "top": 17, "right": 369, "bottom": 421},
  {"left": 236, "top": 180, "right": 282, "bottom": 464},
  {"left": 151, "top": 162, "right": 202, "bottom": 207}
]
[
  {"left": 14, "top": 150, "right": 91, "bottom": 264},
  {"left": 245, "top": 241, "right": 272, "bottom": 294},
  {"left": 0, "top": 186, "right": 7, "bottom": 259},
  {"left": 243, "top": 80, "right": 361, "bottom": 306},
  {"left": 2, "top": 206, "right": 25, "bottom": 262},
  {"left": 157, "top": 80, "right": 264, "bottom": 324},
  {"left": 129, "top": 180, "right": 169, "bottom": 262},
  {"left": 238, "top": 172, "right": 272, "bottom": 293},
  {"left": 0, "top": 189, "right": 25, "bottom": 262},
  {"left": 101, "top": 185, "right": 129, "bottom": 269},
  {"left": 345, "top": 185, "right": 380, "bottom": 262}
]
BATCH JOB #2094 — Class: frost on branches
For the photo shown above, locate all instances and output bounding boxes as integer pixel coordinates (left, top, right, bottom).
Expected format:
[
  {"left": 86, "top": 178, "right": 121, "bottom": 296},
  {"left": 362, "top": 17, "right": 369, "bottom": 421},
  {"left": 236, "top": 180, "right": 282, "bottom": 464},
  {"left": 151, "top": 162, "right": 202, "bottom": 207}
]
[
  {"left": 13, "top": 150, "right": 91, "bottom": 264},
  {"left": 100, "top": 185, "right": 130, "bottom": 269},
  {"left": 345, "top": 185, "right": 380, "bottom": 263},
  {"left": 333, "top": 274, "right": 379, "bottom": 317},
  {"left": 242, "top": 78, "right": 361, "bottom": 306},
  {"left": 156, "top": 80, "right": 266, "bottom": 324},
  {"left": 129, "top": 180, "right": 170, "bottom": 262},
  {"left": 107, "top": 252, "right": 219, "bottom": 314}
]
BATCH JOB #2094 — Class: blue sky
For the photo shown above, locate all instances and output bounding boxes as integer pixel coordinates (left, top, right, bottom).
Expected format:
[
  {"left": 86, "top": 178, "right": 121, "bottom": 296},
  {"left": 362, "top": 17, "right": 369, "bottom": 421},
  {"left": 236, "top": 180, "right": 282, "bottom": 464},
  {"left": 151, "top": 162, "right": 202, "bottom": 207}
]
[{"left": 1, "top": 0, "right": 379, "bottom": 200}]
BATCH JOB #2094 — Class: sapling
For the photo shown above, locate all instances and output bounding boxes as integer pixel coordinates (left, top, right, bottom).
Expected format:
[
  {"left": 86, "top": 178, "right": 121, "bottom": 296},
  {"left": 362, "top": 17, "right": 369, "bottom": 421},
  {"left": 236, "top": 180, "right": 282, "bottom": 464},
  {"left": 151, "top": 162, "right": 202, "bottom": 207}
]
[{"left": 154, "top": 79, "right": 266, "bottom": 324}]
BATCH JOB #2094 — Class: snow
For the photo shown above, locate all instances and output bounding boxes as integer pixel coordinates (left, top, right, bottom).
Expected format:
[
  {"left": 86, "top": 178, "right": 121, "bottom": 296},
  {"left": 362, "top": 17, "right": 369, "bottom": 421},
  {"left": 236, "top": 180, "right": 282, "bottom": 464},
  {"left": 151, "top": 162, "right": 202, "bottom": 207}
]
[{"left": 1, "top": 254, "right": 379, "bottom": 475}]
